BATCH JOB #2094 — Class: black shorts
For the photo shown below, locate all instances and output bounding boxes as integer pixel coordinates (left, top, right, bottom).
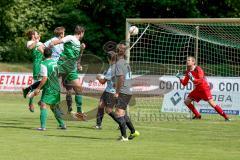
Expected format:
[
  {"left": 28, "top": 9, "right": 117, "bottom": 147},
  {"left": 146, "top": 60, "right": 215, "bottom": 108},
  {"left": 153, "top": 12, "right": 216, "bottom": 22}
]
[
  {"left": 100, "top": 91, "right": 116, "bottom": 108},
  {"left": 116, "top": 93, "right": 132, "bottom": 110}
]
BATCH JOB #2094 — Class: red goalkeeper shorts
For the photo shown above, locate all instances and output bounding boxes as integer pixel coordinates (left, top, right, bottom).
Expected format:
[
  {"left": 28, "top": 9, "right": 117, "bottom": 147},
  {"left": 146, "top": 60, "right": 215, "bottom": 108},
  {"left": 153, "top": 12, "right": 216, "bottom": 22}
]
[{"left": 188, "top": 88, "right": 212, "bottom": 102}]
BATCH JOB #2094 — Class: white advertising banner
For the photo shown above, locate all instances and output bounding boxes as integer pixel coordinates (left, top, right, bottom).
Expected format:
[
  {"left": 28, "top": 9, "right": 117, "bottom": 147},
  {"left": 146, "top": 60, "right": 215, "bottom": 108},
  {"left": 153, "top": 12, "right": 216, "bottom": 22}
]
[
  {"left": 0, "top": 72, "right": 161, "bottom": 94},
  {"left": 0, "top": 72, "right": 106, "bottom": 93},
  {"left": 160, "top": 76, "right": 240, "bottom": 115},
  {"left": 0, "top": 72, "right": 34, "bottom": 91}
]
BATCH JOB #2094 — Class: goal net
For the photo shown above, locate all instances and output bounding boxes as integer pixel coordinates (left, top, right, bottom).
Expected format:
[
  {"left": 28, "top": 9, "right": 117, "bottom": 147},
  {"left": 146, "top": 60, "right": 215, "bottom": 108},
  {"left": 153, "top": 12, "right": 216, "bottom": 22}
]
[{"left": 126, "top": 18, "right": 240, "bottom": 118}]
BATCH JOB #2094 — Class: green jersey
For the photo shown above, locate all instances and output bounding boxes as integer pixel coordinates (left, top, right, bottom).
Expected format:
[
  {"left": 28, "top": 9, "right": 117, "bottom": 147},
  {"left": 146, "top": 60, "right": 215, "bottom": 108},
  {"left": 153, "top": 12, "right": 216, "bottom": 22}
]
[
  {"left": 27, "top": 41, "right": 43, "bottom": 80},
  {"left": 57, "top": 35, "right": 81, "bottom": 81},
  {"left": 40, "top": 58, "right": 60, "bottom": 105}
]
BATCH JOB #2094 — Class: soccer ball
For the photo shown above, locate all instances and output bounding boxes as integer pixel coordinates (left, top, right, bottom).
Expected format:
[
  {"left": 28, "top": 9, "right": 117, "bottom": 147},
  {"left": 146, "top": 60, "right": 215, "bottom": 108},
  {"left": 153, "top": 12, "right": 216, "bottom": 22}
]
[{"left": 129, "top": 26, "right": 139, "bottom": 36}]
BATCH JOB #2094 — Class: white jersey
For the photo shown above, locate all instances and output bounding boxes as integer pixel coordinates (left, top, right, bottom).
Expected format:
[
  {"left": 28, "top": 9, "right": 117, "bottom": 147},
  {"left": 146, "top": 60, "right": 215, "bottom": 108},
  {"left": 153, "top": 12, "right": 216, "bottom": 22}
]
[
  {"left": 44, "top": 37, "right": 64, "bottom": 61},
  {"left": 26, "top": 41, "right": 42, "bottom": 49}
]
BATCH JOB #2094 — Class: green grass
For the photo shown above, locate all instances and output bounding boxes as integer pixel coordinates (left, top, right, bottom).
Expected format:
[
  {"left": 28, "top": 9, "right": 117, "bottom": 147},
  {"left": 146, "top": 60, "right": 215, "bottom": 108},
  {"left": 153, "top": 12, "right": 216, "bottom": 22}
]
[
  {"left": 0, "top": 62, "right": 32, "bottom": 72},
  {"left": 0, "top": 93, "right": 240, "bottom": 160}
]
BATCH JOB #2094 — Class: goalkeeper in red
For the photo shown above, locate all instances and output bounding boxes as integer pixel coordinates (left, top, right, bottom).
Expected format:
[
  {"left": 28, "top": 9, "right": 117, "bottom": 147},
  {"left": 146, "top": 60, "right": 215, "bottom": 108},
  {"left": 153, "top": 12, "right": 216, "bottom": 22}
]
[{"left": 176, "top": 56, "right": 230, "bottom": 121}]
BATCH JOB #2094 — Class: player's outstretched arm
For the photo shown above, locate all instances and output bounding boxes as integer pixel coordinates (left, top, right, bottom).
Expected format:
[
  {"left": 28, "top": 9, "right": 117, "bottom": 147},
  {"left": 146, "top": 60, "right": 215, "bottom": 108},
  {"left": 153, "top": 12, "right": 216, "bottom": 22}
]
[
  {"left": 50, "top": 39, "right": 63, "bottom": 47},
  {"left": 176, "top": 70, "right": 184, "bottom": 79},
  {"left": 176, "top": 71, "right": 189, "bottom": 86}
]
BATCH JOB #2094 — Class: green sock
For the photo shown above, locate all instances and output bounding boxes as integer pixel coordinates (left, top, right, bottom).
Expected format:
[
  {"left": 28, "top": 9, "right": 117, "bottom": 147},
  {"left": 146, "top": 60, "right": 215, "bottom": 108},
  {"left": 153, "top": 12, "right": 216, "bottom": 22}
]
[
  {"left": 50, "top": 107, "right": 65, "bottom": 127},
  {"left": 75, "top": 94, "right": 82, "bottom": 113},
  {"left": 40, "top": 108, "right": 47, "bottom": 128},
  {"left": 29, "top": 97, "right": 33, "bottom": 105}
]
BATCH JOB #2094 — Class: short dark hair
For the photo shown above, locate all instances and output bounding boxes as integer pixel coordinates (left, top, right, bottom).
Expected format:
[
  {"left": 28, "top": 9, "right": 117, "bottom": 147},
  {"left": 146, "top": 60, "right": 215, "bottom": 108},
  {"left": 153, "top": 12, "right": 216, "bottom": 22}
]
[
  {"left": 54, "top": 27, "right": 65, "bottom": 37},
  {"left": 116, "top": 43, "right": 127, "bottom": 59},
  {"left": 26, "top": 30, "right": 36, "bottom": 40},
  {"left": 74, "top": 25, "right": 85, "bottom": 35},
  {"left": 44, "top": 47, "right": 52, "bottom": 58}
]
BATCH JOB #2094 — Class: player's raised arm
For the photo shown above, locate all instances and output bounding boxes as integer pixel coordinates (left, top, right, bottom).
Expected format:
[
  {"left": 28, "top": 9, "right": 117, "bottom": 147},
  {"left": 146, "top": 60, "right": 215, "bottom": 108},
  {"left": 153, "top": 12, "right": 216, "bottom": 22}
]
[{"left": 176, "top": 71, "right": 189, "bottom": 86}]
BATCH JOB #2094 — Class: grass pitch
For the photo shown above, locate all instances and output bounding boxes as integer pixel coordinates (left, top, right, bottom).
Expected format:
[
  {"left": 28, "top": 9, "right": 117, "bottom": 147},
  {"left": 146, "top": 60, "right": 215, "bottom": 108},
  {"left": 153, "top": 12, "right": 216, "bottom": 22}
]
[{"left": 0, "top": 93, "right": 240, "bottom": 160}]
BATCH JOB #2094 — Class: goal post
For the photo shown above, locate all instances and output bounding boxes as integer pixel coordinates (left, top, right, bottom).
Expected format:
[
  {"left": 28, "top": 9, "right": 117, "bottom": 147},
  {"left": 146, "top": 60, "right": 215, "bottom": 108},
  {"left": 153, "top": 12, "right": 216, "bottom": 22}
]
[{"left": 126, "top": 18, "right": 240, "bottom": 118}]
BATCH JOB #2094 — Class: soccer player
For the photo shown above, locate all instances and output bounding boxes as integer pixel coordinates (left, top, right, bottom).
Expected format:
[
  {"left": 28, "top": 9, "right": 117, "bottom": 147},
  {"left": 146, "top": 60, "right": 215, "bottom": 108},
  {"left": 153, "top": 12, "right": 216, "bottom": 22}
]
[
  {"left": 22, "top": 27, "right": 65, "bottom": 99},
  {"left": 42, "top": 26, "right": 65, "bottom": 61},
  {"left": 26, "top": 30, "right": 43, "bottom": 112},
  {"left": 34, "top": 47, "right": 66, "bottom": 130},
  {"left": 176, "top": 56, "right": 230, "bottom": 120},
  {"left": 113, "top": 43, "right": 139, "bottom": 141},
  {"left": 94, "top": 51, "right": 118, "bottom": 129},
  {"left": 50, "top": 25, "right": 86, "bottom": 117}
]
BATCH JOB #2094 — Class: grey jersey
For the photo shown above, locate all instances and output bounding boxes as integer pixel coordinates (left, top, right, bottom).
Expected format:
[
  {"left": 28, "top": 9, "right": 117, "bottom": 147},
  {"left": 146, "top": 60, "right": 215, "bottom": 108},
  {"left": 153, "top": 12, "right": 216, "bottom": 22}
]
[
  {"left": 104, "top": 64, "right": 116, "bottom": 94},
  {"left": 115, "top": 58, "right": 132, "bottom": 95}
]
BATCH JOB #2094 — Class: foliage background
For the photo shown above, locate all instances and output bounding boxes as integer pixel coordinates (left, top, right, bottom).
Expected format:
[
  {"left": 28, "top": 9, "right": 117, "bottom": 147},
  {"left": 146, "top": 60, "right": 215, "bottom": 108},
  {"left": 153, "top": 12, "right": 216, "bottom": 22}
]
[{"left": 0, "top": 0, "right": 239, "bottom": 62}]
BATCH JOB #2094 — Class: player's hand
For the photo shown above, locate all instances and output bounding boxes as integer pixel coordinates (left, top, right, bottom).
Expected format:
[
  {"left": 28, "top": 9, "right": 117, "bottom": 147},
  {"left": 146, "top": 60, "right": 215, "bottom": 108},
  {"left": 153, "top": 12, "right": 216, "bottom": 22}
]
[
  {"left": 114, "top": 93, "right": 119, "bottom": 98},
  {"left": 81, "top": 43, "right": 86, "bottom": 50},
  {"left": 176, "top": 70, "right": 184, "bottom": 79},
  {"left": 188, "top": 72, "right": 195, "bottom": 82},
  {"left": 77, "top": 63, "right": 82, "bottom": 72},
  {"left": 49, "top": 42, "right": 54, "bottom": 48},
  {"left": 96, "top": 74, "right": 105, "bottom": 80},
  {"left": 34, "top": 88, "right": 40, "bottom": 96}
]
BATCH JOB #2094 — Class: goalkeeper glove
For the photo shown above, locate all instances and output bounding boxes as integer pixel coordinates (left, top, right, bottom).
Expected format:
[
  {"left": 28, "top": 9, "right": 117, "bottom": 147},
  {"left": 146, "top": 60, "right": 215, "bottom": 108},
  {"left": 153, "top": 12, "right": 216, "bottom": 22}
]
[
  {"left": 176, "top": 71, "right": 184, "bottom": 79},
  {"left": 188, "top": 72, "right": 195, "bottom": 81}
]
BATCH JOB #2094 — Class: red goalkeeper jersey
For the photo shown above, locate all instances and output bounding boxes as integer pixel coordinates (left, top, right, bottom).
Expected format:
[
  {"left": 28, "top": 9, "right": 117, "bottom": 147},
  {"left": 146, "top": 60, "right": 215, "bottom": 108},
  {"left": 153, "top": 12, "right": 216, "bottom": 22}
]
[{"left": 180, "top": 66, "right": 210, "bottom": 90}]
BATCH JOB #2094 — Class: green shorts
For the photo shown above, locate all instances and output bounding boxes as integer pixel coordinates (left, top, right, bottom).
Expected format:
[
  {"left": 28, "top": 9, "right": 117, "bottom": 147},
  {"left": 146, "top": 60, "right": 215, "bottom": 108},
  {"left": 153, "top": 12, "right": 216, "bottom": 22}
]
[
  {"left": 65, "top": 70, "right": 79, "bottom": 82},
  {"left": 41, "top": 89, "right": 60, "bottom": 105}
]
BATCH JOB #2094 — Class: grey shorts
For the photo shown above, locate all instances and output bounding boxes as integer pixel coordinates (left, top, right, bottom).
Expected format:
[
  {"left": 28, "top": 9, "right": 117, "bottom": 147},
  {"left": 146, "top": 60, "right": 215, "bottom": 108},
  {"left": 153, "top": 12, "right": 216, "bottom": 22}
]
[
  {"left": 116, "top": 93, "right": 132, "bottom": 110},
  {"left": 100, "top": 91, "right": 116, "bottom": 108}
]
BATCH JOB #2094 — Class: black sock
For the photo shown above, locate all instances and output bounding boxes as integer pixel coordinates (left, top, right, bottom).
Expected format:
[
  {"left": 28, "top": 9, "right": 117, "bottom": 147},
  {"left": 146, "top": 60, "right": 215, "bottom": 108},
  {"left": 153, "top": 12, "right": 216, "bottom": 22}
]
[
  {"left": 116, "top": 116, "right": 127, "bottom": 138},
  {"left": 66, "top": 94, "right": 72, "bottom": 112},
  {"left": 124, "top": 114, "right": 135, "bottom": 134},
  {"left": 24, "top": 81, "right": 41, "bottom": 93},
  {"left": 96, "top": 107, "right": 104, "bottom": 126},
  {"left": 108, "top": 111, "right": 118, "bottom": 123}
]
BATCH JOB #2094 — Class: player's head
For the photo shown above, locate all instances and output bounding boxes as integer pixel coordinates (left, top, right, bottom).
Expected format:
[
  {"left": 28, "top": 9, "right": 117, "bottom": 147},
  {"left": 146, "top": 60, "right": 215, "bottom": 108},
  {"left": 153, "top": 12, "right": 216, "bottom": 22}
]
[
  {"left": 116, "top": 43, "right": 127, "bottom": 59},
  {"left": 54, "top": 26, "right": 65, "bottom": 38},
  {"left": 27, "top": 30, "right": 40, "bottom": 41},
  {"left": 107, "top": 51, "right": 117, "bottom": 64},
  {"left": 74, "top": 25, "right": 85, "bottom": 40},
  {"left": 187, "top": 56, "right": 196, "bottom": 67},
  {"left": 43, "top": 47, "right": 52, "bottom": 58}
]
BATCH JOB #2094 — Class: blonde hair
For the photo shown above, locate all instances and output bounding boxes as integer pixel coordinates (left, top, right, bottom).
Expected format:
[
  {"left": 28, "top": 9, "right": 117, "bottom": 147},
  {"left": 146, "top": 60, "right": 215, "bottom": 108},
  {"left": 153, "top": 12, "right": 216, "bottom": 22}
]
[{"left": 187, "top": 56, "right": 196, "bottom": 64}]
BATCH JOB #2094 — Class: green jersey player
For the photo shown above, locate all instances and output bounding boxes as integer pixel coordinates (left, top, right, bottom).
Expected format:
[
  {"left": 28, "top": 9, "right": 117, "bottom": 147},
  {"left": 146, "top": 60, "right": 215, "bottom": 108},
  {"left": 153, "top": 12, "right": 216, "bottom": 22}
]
[
  {"left": 26, "top": 30, "right": 43, "bottom": 112},
  {"left": 34, "top": 48, "right": 66, "bottom": 130},
  {"left": 50, "top": 25, "right": 86, "bottom": 118}
]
